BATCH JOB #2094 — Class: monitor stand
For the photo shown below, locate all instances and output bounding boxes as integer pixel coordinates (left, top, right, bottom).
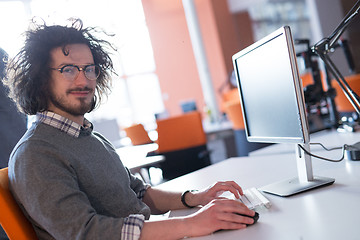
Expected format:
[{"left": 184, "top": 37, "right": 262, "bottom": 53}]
[{"left": 259, "top": 143, "right": 335, "bottom": 197}]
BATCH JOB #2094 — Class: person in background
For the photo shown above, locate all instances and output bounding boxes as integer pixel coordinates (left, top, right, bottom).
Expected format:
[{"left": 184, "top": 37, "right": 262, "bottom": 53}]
[
  {"left": 2, "top": 19, "right": 256, "bottom": 240},
  {"left": 0, "top": 47, "right": 27, "bottom": 240},
  {"left": 0, "top": 48, "right": 27, "bottom": 169}
]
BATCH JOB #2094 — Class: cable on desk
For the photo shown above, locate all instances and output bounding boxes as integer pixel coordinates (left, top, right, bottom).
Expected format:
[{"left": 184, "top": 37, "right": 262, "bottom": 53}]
[
  {"left": 309, "top": 142, "right": 343, "bottom": 151},
  {"left": 298, "top": 143, "right": 346, "bottom": 162}
]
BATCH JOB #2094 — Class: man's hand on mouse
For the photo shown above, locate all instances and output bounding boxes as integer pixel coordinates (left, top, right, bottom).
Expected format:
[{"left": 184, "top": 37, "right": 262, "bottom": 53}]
[{"left": 182, "top": 198, "right": 256, "bottom": 237}]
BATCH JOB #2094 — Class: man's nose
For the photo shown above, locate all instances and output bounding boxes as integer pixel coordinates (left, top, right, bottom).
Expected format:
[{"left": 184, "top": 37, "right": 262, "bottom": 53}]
[{"left": 73, "top": 70, "right": 88, "bottom": 86}]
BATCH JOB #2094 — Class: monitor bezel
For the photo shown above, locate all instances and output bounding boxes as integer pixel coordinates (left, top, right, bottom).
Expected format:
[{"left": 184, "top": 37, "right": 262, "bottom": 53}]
[{"left": 232, "top": 26, "right": 309, "bottom": 144}]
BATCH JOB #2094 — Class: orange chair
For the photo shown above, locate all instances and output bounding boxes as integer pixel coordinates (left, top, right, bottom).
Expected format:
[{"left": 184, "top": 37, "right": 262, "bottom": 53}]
[
  {"left": 220, "top": 88, "right": 240, "bottom": 113},
  {"left": 223, "top": 100, "right": 245, "bottom": 130},
  {"left": 0, "top": 167, "right": 38, "bottom": 240},
  {"left": 123, "top": 124, "right": 153, "bottom": 146},
  {"left": 300, "top": 72, "right": 314, "bottom": 87},
  {"left": 332, "top": 74, "right": 360, "bottom": 113},
  {"left": 222, "top": 88, "right": 240, "bottom": 102},
  {"left": 300, "top": 71, "right": 326, "bottom": 89},
  {"left": 156, "top": 111, "right": 206, "bottom": 153},
  {"left": 156, "top": 111, "right": 211, "bottom": 180}
]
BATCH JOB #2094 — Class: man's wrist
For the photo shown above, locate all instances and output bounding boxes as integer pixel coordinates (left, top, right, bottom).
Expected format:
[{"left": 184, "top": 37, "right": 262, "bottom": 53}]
[{"left": 181, "top": 190, "right": 197, "bottom": 208}]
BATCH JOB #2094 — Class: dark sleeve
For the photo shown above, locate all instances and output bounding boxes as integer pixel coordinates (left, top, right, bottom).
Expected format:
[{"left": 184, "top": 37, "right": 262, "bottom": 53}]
[{"left": 126, "top": 167, "right": 150, "bottom": 200}]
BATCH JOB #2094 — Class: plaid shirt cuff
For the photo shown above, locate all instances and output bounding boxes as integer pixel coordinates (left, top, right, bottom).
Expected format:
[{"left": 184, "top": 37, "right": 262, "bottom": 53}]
[{"left": 121, "top": 214, "right": 145, "bottom": 240}]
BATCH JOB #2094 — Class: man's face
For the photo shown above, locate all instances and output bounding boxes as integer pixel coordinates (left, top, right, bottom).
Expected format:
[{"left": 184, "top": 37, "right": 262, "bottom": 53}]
[{"left": 48, "top": 44, "right": 97, "bottom": 122}]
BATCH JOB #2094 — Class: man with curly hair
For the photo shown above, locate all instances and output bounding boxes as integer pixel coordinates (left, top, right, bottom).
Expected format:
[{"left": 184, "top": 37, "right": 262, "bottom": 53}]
[{"left": 3, "top": 19, "right": 255, "bottom": 240}]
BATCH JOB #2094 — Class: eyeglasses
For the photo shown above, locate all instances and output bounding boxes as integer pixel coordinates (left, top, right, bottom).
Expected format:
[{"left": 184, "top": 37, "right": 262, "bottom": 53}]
[{"left": 50, "top": 64, "right": 101, "bottom": 81}]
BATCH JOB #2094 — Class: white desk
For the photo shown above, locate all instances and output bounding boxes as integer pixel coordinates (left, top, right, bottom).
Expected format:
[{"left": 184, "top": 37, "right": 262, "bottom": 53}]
[
  {"left": 202, "top": 120, "right": 233, "bottom": 135},
  {"left": 250, "top": 129, "right": 360, "bottom": 156},
  {"left": 116, "top": 144, "right": 164, "bottom": 181},
  {"left": 158, "top": 130, "right": 360, "bottom": 240}
]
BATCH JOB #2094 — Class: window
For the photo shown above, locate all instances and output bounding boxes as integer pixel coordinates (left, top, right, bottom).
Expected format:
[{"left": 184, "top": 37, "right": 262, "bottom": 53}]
[
  {"left": 248, "top": 0, "right": 311, "bottom": 41},
  {"left": 0, "top": 1, "right": 28, "bottom": 57},
  {"left": 1, "top": 0, "right": 164, "bottom": 133},
  {"left": 247, "top": 0, "right": 311, "bottom": 74}
]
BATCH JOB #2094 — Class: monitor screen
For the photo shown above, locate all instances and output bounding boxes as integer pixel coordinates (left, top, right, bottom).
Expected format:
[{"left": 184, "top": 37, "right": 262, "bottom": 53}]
[{"left": 232, "top": 26, "right": 309, "bottom": 144}]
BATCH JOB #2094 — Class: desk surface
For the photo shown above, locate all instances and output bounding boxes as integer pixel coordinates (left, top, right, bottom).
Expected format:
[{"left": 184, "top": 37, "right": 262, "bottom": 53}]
[
  {"left": 250, "top": 129, "right": 360, "bottom": 156},
  {"left": 158, "top": 130, "right": 360, "bottom": 240},
  {"left": 116, "top": 143, "right": 163, "bottom": 171}
]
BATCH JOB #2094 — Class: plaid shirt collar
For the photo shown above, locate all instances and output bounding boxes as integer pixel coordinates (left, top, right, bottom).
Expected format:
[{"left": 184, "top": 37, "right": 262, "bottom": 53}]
[{"left": 36, "top": 111, "right": 92, "bottom": 138}]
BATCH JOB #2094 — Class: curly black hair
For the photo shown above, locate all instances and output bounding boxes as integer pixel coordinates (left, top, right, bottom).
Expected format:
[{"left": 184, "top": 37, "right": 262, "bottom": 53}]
[{"left": 3, "top": 18, "right": 115, "bottom": 115}]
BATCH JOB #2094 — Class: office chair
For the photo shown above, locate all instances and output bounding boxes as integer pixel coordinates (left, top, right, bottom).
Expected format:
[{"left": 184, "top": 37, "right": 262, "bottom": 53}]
[
  {"left": 220, "top": 88, "right": 239, "bottom": 112},
  {"left": 332, "top": 73, "right": 360, "bottom": 113},
  {"left": 300, "top": 72, "right": 315, "bottom": 87},
  {"left": 123, "top": 124, "right": 153, "bottom": 146},
  {"left": 224, "top": 100, "right": 271, "bottom": 156},
  {"left": 0, "top": 167, "right": 38, "bottom": 240},
  {"left": 300, "top": 71, "right": 326, "bottom": 88},
  {"left": 156, "top": 111, "right": 211, "bottom": 180}
]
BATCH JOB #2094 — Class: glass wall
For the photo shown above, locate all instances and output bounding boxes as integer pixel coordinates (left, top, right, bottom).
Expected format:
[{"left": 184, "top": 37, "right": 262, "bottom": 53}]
[
  {"left": 247, "top": 0, "right": 312, "bottom": 74},
  {"left": 248, "top": 0, "right": 311, "bottom": 41},
  {"left": 0, "top": 0, "right": 164, "bottom": 137}
]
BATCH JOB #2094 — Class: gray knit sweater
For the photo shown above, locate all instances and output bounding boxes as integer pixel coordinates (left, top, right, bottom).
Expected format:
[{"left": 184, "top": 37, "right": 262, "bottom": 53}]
[{"left": 8, "top": 120, "right": 151, "bottom": 240}]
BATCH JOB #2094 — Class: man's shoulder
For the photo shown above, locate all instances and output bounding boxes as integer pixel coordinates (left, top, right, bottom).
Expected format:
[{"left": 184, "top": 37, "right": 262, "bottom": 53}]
[
  {"left": 9, "top": 123, "right": 73, "bottom": 171},
  {"left": 12, "top": 122, "right": 65, "bottom": 155}
]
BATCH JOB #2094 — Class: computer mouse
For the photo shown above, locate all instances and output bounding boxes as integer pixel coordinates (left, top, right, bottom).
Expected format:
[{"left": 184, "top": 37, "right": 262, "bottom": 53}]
[
  {"left": 214, "top": 212, "right": 259, "bottom": 233},
  {"left": 236, "top": 211, "right": 259, "bottom": 226}
]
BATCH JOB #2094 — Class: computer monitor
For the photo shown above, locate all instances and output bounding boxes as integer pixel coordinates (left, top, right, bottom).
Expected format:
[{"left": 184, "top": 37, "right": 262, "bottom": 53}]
[
  {"left": 232, "top": 26, "right": 334, "bottom": 197},
  {"left": 180, "top": 100, "right": 197, "bottom": 113}
]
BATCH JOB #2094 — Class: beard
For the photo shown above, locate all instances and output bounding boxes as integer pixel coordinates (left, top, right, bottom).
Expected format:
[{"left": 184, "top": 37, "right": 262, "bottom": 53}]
[{"left": 49, "top": 87, "right": 95, "bottom": 117}]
